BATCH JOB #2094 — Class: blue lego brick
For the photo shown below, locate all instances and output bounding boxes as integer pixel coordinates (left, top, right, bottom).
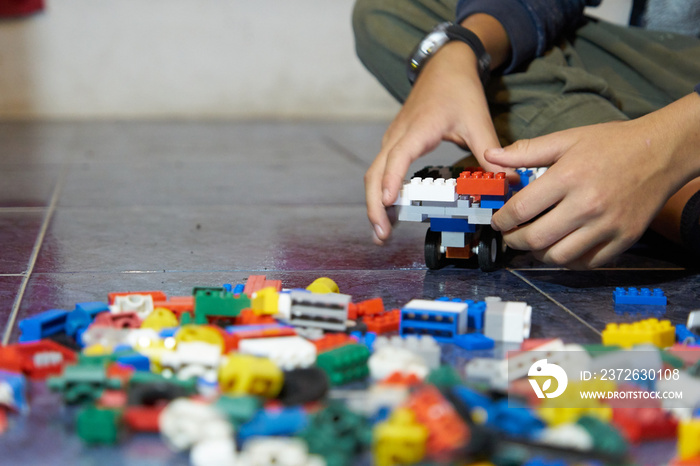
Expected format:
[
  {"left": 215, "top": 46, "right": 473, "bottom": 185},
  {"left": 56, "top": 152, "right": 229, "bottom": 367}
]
[
  {"left": 467, "top": 301, "right": 486, "bottom": 330},
  {"left": 400, "top": 299, "right": 467, "bottom": 343},
  {"left": 512, "top": 168, "right": 534, "bottom": 192},
  {"left": 65, "top": 302, "right": 109, "bottom": 339},
  {"left": 676, "top": 324, "right": 699, "bottom": 345},
  {"left": 232, "top": 284, "right": 245, "bottom": 295},
  {"left": 237, "top": 407, "right": 308, "bottom": 441},
  {"left": 0, "top": 370, "right": 28, "bottom": 412},
  {"left": 350, "top": 331, "right": 376, "bottom": 351},
  {"left": 479, "top": 195, "right": 505, "bottom": 209},
  {"left": 429, "top": 217, "right": 476, "bottom": 233},
  {"left": 222, "top": 283, "right": 233, "bottom": 292},
  {"left": 487, "top": 399, "right": 545, "bottom": 439},
  {"left": 18, "top": 308, "right": 69, "bottom": 342},
  {"left": 158, "top": 327, "right": 179, "bottom": 339},
  {"left": 225, "top": 323, "right": 293, "bottom": 334},
  {"left": 453, "top": 333, "right": 494, "bottom": 350},
  {"left": 523, "top": 458, "right": 568, "bottom": 466},
  {"left": 116, "top": 353, "right": 151, "bottom": 371},
  {"left": 613, "top": 287, "right": 667, "bottom": 305}
]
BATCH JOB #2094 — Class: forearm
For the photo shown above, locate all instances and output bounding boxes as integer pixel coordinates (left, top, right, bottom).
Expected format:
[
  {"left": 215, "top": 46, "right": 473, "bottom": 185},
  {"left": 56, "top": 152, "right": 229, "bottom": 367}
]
[{"left": 653, "top": 92, "right": 700, "bottom": 184}]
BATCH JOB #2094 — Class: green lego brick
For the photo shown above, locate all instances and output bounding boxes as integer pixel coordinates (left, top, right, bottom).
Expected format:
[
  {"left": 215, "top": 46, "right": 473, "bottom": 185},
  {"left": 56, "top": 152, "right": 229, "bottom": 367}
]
[
  {"left": 300, "top": 401, "right": 370, "bottom": 466},
  {"left": 47, "top": 365, "right": 122, "bottom": 404},
  {"left": 76, "top": 406, "right": 122, "bottom": 444},
  {"left": 179, "top": 311, "right": 193, "bottom": 325},
  {"left": 425, "top": 365, "right": 463, "bottom": 389},
  {"left": 193, "top": 287, "right": 250, "bottom": 324},
  {"left": 214, "top": 395, "right": 261, "bottom": 427},
  {"left": 315, "top": 344, "right": 370, "bottom": 386},
  {"left": 577, "top": 415, "right": 628, "bottom": 457},
  {"left": 582, "top": 344, "right": 622, "bottom": 355},
  {"left": 660, "top": 349, "right": 685, "bottom": 369}
]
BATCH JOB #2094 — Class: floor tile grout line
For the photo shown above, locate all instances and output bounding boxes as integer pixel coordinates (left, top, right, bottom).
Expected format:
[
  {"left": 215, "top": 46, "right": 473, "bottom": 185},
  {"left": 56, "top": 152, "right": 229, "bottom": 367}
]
[
  {"left": 2, "top": 165, "right": 68, "bottom": 345},
  {"left": 0, "top": 274, "right": 27, "bottom": 277},
  {"left": 508, "top": 268, "right": 602, "bottom": 336},
  {"left": 0, "top": 207, "right": 47, "bottom": 214}
]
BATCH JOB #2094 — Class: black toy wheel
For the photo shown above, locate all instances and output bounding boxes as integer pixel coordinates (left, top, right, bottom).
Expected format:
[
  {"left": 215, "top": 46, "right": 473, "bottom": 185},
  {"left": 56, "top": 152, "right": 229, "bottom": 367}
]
[
  {"left": 478, "top": 225, "right": 504, "bottom": 272},
  {"left": 424, "top": 228, "right": 445, "bottom": 270}
]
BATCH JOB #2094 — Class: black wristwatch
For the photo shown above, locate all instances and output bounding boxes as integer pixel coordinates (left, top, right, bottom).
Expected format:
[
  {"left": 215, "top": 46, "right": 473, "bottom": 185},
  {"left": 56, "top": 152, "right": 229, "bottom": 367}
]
[{"left": 407, "top": 21, "right": 491, "bottom": 85}]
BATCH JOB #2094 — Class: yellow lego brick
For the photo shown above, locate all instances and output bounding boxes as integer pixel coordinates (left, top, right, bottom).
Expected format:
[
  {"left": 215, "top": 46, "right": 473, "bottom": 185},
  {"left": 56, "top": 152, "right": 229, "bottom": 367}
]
[
  {"left": 537, "top": 382, "right": 614, "bottom": 427},
  {"left": 251, "top": 287, "right": 279, "bottom": 315},
  {"left": 306, "top": 277, "right": 340, "bottom": 294},
  {"left": 678, "top": 418, "right": 700, "bottom": 460},
  {"left": 175, "top": 325, "right": 224, "bottom": 352},
  {"left": 219, "top": 354, "right": 283, "bottom": 398},
  {"left": 373, "top": 408, "right": 428, "bottom": 466},
  {"left": 141, "top": 307, "right": 179, "bottom": 330},
  {"left": 601, "top": 318, "right": 674, "bottom": 349}
]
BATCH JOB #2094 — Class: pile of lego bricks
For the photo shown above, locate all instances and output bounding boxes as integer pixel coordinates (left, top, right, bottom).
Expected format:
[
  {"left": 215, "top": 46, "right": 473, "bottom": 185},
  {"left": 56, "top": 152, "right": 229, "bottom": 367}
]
[{"left": 0, "top": 277, "right": 699, "bottom": 466}]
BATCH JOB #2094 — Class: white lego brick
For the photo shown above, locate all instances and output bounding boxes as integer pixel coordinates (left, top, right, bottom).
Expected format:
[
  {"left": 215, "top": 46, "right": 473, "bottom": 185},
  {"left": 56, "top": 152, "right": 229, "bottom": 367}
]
[
  {"left": 658, "top": 370, "right": 700, "bottom": 412},
  {"left": 368, "top": 345, "right": 429, "bottom": 381},
  {"left": 373, "top": 335, "right": 441, "bottom": 369},
  {"left": 402, "top": 299, "right": 468, "bottom": 335},
  {"left": 464, "top": 357, "right": 509, "bottom": 392},
  {"left": 191, "top": 437, "right": 237, "bottom": 466},
  {"left": 159, "top": 398, "right": 233, "bottom": 452},
  {"left": 441, "top": 231, "right": 466, "bottom": 248},
  {"left": 288, "top": 291, "right": 350, "bottom": 331},
  {"left": 483, "top": 298, "right": 532, "bottom": 343},
  {"left": 109, "top": 294, "right": 154, "bottom": 319},
  {"left": 505, "top": 339, "right": 593, "bottom": 383},
  {"left": 402, "top": 177, "right": 458, "bottom": 202},
  {"left": 335, "top": 385, "right": 409, "bottom": 417},
  {"left": 80, "top": 326, "right": 132, "bottom": 349},
  {"left": 238, "top": 437, "right": 326, "bottom": 466},
  {"left": 687, "top": 310, "right": 700, "bottom": 331},
  {"left": 238, "top": 336, "right": 316, "bottom": 370},
  {"left": 538, "top": 424, "right": 593, "bottom": 451},
  {"left": 0, "top": 382, "right": 14, "bottom": 409},
  {"left": 160, "top": 342, "right": 222, "bottom": 383}
]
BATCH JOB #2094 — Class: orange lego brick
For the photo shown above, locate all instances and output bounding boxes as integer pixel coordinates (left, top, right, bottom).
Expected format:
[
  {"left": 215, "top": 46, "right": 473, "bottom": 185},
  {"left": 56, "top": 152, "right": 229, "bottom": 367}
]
[
  {"left": 363, "top": 309, "right": 400, "bottom": 335},
  {"left": 380, "top": 372, "right": 422, "bottom": 386},
  {"left": 351, "top": 298, "right": 385, "bottom": 318},
  {"left": 152, "top": 296, "right": 194, "bottom": 315},
  {"left": 406, "top": 385, "right": 470, "bottom": 455},
  {"left": 229, "top": 326, "right": 297, "bottom": 349},
  {"left": 455, "top": 171, "right": 508, "bottom": 196},
  {"left": 311, "top": 333, "right": 354, "bottom": 353},
  {"left": 92, "top": 311, "right": 142, "bottom": 329},
  {"left": 234, "top": 309, "right": 277, "bottom": 326},
  {"left": 0, "top": 340, "right": 77, "bottom": 379},
  {"left": 107, "top": 291, "right": 167, "bottom": 305},
  {"left": 243, "top": 275, "right": 283, "bottom": 297}
]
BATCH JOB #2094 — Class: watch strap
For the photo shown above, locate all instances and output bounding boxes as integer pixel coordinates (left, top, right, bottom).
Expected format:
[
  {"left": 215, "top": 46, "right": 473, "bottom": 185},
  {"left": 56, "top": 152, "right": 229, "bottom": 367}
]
[{"left": 445, "top": 24, "right": 491, "bottom": 83}]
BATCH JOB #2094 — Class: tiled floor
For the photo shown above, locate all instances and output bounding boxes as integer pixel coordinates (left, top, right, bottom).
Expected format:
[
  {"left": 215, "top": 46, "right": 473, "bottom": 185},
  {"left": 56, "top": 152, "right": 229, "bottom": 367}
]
[{"left": 0, "top": 121, "right": 698, "bottom": 465}]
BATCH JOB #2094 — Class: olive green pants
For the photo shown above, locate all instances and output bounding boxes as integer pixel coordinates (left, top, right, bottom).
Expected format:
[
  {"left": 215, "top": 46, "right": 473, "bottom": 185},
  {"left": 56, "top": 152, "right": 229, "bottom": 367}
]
[{"left": 352, "top": 0, "right": 700, "bottom": 144}]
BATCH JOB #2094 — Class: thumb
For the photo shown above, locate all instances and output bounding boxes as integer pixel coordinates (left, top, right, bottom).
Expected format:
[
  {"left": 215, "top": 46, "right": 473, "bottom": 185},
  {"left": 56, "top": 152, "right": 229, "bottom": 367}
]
[{"left": 484, "top": 132, "right": 571, "bottom": 168}]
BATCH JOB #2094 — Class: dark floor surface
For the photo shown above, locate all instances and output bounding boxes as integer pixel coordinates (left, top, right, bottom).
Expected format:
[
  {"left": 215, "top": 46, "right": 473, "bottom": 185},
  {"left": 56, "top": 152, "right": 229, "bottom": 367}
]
[{"left": 0, "top": 121, "right": 698, "bottom": 465}]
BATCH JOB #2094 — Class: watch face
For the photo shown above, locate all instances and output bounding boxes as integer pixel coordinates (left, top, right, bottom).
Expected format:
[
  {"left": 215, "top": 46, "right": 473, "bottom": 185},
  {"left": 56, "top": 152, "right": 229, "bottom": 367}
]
[
  {"left": 407, "top": 25, "right": 451, "bottom": 84},
  {"left": 419, "top": 30, "right": 449, "bottom": 55}
]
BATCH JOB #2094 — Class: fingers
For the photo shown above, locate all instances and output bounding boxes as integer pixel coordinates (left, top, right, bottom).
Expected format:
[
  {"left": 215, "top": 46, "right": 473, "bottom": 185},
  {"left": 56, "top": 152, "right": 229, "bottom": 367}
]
[
  {"left": 491, "top": 170, "right": 565, "bottom": 233},
  {"left": 365, "top": 156, "right": 392, "bottom": 246},
  {"left": 381, "top": 126, "right": 440, "bottom": 207},
  {"left": 484, "top": 131, "right": 574, "bottom": 169}
]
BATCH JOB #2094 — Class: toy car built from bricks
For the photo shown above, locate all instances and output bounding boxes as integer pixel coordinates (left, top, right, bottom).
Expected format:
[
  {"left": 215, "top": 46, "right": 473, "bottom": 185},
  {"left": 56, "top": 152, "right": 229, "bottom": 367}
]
[{"left": 394, "top": 166, "right": 540, "bottom": 271}]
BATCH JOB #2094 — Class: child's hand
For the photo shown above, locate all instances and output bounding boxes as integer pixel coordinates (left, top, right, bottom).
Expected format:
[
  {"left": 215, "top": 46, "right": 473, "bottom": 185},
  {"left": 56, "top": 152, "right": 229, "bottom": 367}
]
[
  {"left": 365, "top": 42, "right": 507, "bottom": 245},
  {"left": 485, "top": 94, "right": 700, "bottom": 268}
]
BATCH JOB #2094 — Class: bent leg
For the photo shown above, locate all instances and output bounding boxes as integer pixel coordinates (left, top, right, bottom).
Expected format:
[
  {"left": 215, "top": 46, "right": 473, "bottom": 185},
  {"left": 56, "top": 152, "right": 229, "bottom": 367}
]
[{"left": 352, "top": 0, "right": 456, "bottom": 103}]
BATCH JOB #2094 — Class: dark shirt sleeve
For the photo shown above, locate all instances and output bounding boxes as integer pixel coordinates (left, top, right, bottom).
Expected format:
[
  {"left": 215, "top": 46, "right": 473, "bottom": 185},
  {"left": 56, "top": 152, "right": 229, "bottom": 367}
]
[
  {"left": 695, "top": 82, "right": 700, "bottom": 95},
  {"left": 456, "top": 0, "right": 601, "bottom": 73}
]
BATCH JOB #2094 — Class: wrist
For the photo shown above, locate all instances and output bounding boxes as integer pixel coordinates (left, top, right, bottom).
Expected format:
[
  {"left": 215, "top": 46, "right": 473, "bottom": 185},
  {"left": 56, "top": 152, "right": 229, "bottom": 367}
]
[{"left": 459, "top": 13, "right": 511, "bottom": 70}]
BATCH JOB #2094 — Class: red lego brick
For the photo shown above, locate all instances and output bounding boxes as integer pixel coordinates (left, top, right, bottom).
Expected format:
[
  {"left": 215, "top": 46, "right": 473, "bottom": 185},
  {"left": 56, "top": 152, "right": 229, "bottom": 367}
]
[
  {"left": 243, "top": 275, "right": 282, "bottom": 297},
  {"left": 108, "top": 291, "right": 167, "bottom": 305},
  {"left": 229, "top": 326, "right": 297, "bottom": 349},
  {"left": 92, "top": 311, "right": 142, "bottom": 329},
  {"left": 349, "top": 298, "right": 385, "bottom": 319},
  {"left": 363, "top": 309, "right": 400, "bottom": 335},
  {"left": 612, "top": 405, "right": 678, "bottom": 442},
  {"left": 153, "top": 296, "right": 194, "bottom": 315},
  {"left": 106, "top": 362, "right": 135, "bottom": 385},
  {"left": 311, "top": 333, "right": 354, "bottom": 353},
  {"left": 406, "top": 385, "right": 470, "bottom": 455},
  {"left": 0, "top": 0, "right": 43, "bottom": 17},
  {"left": 520, "top": 338, "right": 558, "bottom": 351},
  {"left": 666, "top": 344, "right": 700, "bottom": 367},
  {"left": 455, "top": 171, "right": 508, "bottom": 196},
  {"left": 380, "top": 372, "right": 422, "bottom": 386},
  {"left": 0, "top": 340, "right": 77, "bottom": 379},
  {"left": 124, "top": 405, "right": 164, "bottom": 432},
  {"left": 97, "top": 389, "right": 128, "bottom": 409},
  {"left": 234, "top": 309, "right": 277, "bottom": 326}
]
